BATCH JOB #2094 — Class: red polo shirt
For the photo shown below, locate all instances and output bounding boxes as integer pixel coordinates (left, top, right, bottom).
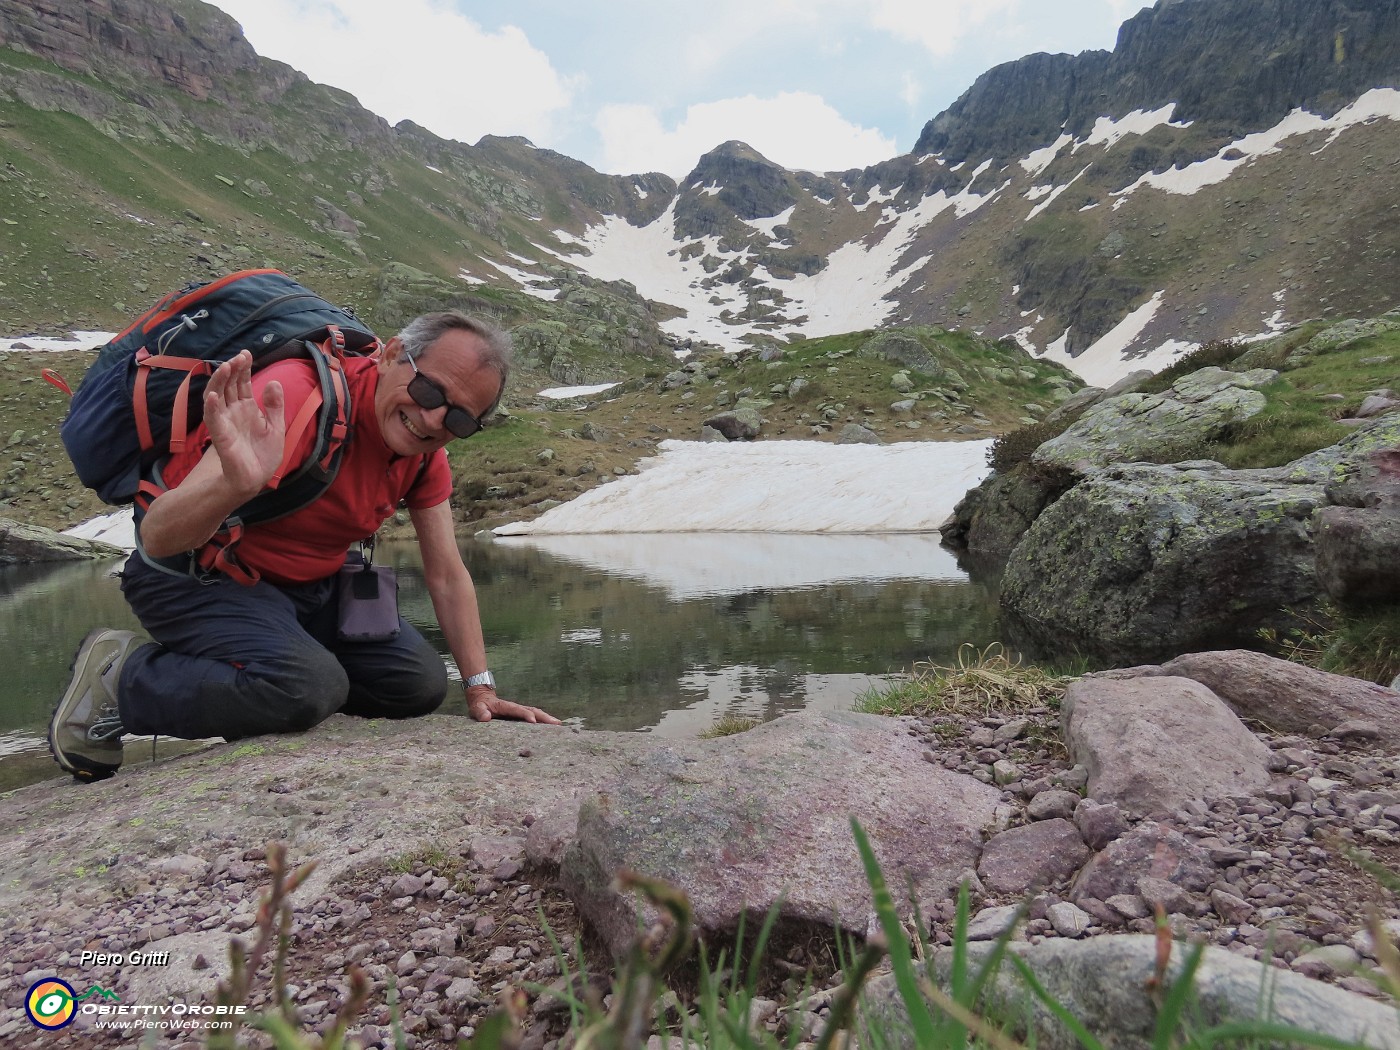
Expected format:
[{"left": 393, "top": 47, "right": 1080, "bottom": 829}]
[{"left": 159, "top": 355, "right": 452, "bottom": 585}]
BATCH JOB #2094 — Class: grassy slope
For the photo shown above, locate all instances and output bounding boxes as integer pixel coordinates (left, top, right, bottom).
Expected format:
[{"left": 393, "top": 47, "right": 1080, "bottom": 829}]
[{"left": 0, "top": 327, "right": 1081, "bottom": 534}]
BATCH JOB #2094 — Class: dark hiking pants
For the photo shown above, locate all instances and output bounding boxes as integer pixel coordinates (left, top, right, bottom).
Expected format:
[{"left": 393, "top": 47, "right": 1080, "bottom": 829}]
[{"left": 115, "top": 551, "right": 448, "bottom": 741}]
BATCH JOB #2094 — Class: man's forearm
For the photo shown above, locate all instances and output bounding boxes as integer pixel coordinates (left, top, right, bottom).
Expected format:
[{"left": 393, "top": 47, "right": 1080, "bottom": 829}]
[{"left": 140, "top": 454, "right": 262, "bottom": 557}]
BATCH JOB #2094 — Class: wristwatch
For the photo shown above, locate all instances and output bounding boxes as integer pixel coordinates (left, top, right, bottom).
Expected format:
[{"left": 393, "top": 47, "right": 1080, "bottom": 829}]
[{"left": 465, "top": 670, "right": 495, "bottom": 689}]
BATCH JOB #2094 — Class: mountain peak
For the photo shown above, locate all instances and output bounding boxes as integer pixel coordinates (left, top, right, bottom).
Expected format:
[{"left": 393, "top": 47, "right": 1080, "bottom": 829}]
[{"left": 695, "top": 141, "right": 780, "bottom": 170}]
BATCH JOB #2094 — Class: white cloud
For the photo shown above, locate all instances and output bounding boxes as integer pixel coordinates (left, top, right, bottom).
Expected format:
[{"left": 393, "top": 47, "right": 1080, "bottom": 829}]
[
  {"left": 208, "top": 0, "right": 573, "bottom": 145},
  {"left": 595, "top": 92, "right": 897, "bottom": 177},
  {"left": 900, "top": 73, "right": 922, "bottom": 111},
  {"left": 864, "top": 0, "right": 1020, "bottom": 57},
  {"left": 1106, "top": 0, "right": 1152, "bottom": 23}
]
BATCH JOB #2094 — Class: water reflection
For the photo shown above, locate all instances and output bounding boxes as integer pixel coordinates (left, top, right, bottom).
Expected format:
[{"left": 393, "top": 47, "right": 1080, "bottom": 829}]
[{"left": 0, "top": 534, "right": 1002, "bottom": 788}]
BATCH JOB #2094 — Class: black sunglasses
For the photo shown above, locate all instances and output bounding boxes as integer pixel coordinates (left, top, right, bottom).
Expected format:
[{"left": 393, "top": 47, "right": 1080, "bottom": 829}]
[{"left": 404, "top": 354, "right": 484, "bottom": 439}]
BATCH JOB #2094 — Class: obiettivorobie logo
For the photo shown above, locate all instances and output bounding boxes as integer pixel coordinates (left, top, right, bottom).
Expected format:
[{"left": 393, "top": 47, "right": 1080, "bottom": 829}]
[{"left": 25, "top": 978, "right": 119, "bottom": 1030}]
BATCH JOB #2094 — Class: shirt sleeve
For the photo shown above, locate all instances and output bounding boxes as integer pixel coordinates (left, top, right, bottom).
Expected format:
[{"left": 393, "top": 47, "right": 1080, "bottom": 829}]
[
  {"left": 158, "top": 359, "right": 320, "bottom": 491},
  {"left": 404, "top": 449, "right": 452, "bottom": 509}
]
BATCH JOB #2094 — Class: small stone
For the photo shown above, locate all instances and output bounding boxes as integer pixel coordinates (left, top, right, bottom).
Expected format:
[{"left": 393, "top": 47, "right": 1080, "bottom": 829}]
[
  {"left": 1138, "top": 876, "right": 1190, "bottom": 914},
  {"left": 1046, "top": 902, "right": 1092, "bottom": 938},
  {"left": 445, "top": 977, "right": 481, "bottom": 1004},
  {"left": 392, "top": 873, "right": 427, "bottom": 897},
  {"left": 966, "top": 905, "right": 1022, "bottom": 941},
  {"left": 1073, "top": 798, "right": 1129, "bottom": 850},
  {"left": 1211, "top": 889, "right": 1253, "bottom": 925},
  {"left": 992, "top": 719, "right": 1030, "bottom": 745},
  {"left": 1291, "top": 944, "right": 1361, "bottom": 979},
  {"left": 992, "top": 759, "right": 1021, "bottom": 785},
  {"left": 1105, "top": 894, "right": 1151, "bottom": 920},
  {"left": 1028, "top": 790, "right": 1080, "bottom": 821},
  {"left": 1329, "top": 720, "right": 1381, "bottom": 740}
]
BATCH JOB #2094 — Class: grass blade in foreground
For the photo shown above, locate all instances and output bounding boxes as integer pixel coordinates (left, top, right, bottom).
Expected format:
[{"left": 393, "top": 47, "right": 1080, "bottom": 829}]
[{"left": 851, "top": 817, "right": 939, "bottom": 1046}]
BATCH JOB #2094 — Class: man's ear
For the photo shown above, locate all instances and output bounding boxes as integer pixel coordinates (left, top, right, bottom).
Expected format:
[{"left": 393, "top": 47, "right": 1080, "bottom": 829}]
[{"left": 378, "top": 336, "right": 402, "bottom": 373}]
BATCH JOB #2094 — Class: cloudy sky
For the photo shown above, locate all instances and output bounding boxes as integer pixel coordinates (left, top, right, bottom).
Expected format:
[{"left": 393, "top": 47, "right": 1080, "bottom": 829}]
[{"left": 206, "top": 1, "right": 1154, "bottom": 179}]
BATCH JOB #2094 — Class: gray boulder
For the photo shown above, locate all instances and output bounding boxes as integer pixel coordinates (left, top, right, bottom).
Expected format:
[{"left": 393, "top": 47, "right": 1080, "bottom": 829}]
[
  {"left": 1355, "top": 393, "right": 1400, "bottom": 418},
  {"left": 1313, "top": 444, "right": 1400, "bottom": 601},
  {"left": 661, "top": 369, "right": 691, "bottom": 390},
  {"left": 558, "top": 710, "right": 1000, "bottom": 958},
  {"left": 1043, "top": 370, "right": 1154, "bottom": 427},
  {"left": 976, "top": 818, "right": 1088, "bottom": 895},
  {"left": 1290, "top": 316, "right": 1400, "bottom": 360},
  {"left": 702, "top": 406, "right": 763, "bottom": 441},
  {"left": 940, "top": 465, "right": 1073, "bottom": 557},
  {"left": 864, "top": 935, "right": 1400, "bottom": 1050},
  {"left": 1061, "top": 676, "right": 1272, "bottom": 817},
  {"left": 1152, "top": 650, "right": 1400, "bottom": 744},
  {"left": 999, "top": 462, "right": 1323, "bottom": 664},
  {"left": 836, "top": 423, "right": 881, "bottom": 444},
  {"left": 1314, "top": 504, "right": 1400, "bottom": 602},
  {"left": 1033, "top": 368, "right": 1276, "bottom": 471},
  {"left": 858, "top": 331, "right": 944, "bottom": 377},
  {"left": 1071, "top": 822, "right": 1215, "bottom": 904},
  {"left": 0, "top": 519, "right": 125, "bottom": 565}
]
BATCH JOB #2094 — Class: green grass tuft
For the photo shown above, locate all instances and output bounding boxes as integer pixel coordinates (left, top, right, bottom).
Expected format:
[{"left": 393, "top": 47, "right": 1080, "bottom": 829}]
[
  {"left": 854, "top": 643, "right": 1072, "bottom": 718},
  {"left": 700, "top": 714, "right": 763, "bottom": 738}
]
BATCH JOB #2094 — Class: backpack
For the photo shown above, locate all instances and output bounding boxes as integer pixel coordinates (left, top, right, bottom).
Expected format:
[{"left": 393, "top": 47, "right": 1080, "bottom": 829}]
[{"left": 60, "top": 268, "right": 380, "bottom": 583}]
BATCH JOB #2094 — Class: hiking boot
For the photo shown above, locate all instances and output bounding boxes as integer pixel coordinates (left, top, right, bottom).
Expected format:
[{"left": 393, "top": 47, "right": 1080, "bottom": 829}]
[{"left": 48, "top": 628, "right": 139, "bottom": 783}]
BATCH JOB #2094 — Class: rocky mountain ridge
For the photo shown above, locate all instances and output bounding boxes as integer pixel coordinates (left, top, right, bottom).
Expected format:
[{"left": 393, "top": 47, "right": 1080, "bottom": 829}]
[
  {"left": 3, "top": 0, "right": 1400, "bottom": 380},
  {"left": 915, "top": 0, "right": 1400, "bottom": 165}
]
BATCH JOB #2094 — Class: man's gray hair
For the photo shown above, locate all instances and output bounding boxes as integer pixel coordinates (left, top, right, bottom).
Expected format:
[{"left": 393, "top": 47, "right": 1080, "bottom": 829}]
[{"left": 397, "top": 312, "right": 512, "bottom": 408}]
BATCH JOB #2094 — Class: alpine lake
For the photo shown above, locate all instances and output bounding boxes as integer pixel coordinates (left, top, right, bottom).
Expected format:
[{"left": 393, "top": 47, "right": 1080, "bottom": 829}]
[{"left": 0, "top": 533, "right": 1003, "bottom": 792}]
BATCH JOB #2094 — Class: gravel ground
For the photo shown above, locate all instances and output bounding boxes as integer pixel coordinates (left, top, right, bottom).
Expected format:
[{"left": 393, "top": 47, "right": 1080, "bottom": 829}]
[
  {"left": 909, "top": 706, "right": 1400, "bottom": 997},
  {"left": 2, "top": 706, "right": 1395, "bottom": 1049}
]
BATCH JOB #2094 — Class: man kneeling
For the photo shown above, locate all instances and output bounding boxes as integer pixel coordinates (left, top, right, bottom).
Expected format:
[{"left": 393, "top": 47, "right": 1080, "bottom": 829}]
[{"left": 50, "top": 311, "right": 558, "bottom": 783}]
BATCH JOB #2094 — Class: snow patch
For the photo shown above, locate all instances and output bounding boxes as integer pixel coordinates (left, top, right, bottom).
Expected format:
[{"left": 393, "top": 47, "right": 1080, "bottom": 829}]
[
  {"left": 0, "top": 331, "right": 114, "bottom": 352},
  {"left": 1077, "top": 105, "right": 1189, "bottom": 153},
  {"left": 569, "top": 167, "right": 1006, "bottom": 345},
  {"left": 483, "top": 258, "right": 560, "bottom": 301},
  {"left": 1020, "top": 134, "right": 1072, "bottom": 178},
  {"left": 1114, "top": 89, "right": 1400, "bottom": 204},
  {"left": 495, "top": 439, "right": 991, "bottom": 535},
  {"left": 741, "top": 205, "right": 796, "bottom": 239},
  {"left": 65, "top": 508, "right": 136, "bottom": 550},
  {"left": 1036, "top": 292, "right": 1194, "bottom": 385},
  {"left": 855, "top": 185, "right": 897, "bottom": 211},
  {"left": 537, "top": 382, "right": 620, "bottom": 399},
  {"left": 1026, "top": 166, "right": 1090, "bottom": 222}
]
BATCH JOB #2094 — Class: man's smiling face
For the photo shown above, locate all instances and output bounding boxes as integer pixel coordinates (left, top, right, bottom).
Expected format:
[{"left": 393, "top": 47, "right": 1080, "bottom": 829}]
[{"left": 374, "top": 329, "right": 502, "bottom": 456}]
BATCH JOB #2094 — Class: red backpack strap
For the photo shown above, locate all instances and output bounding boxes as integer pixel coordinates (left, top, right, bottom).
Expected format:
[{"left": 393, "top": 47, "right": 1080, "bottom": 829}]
[
  {"left": 269, "top": 387, "right": 325, "bottom": 489},
  {"left": 136, "top": 471, "right": 260, "bottom": 586},
  {"left": 133, "top": 347, "right": 214, "bottom": 454},
  {"left": 194, "top": 520, "right": 260, "bottom": 587},
  {"left": 309, "top": 333, "right": 352, "bottom": 473}
]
